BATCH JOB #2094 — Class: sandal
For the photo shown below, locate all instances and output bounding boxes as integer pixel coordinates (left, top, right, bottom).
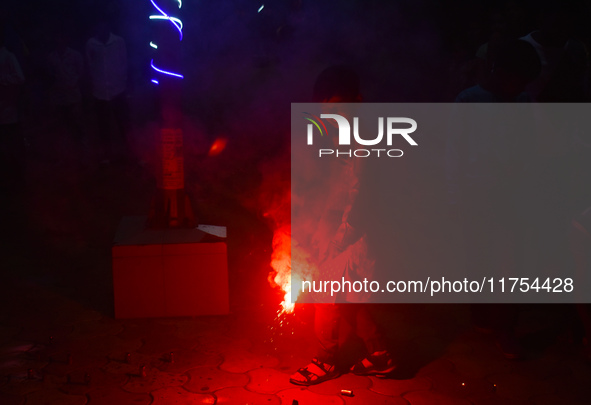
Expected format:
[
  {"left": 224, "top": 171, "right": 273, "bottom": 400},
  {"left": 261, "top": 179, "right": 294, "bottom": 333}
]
[
  {"left": 350, "top": 350, "right": 396, "bottom": 377},
  {"left": 289, "top": 358, "right": 340, "bottom": 386}
]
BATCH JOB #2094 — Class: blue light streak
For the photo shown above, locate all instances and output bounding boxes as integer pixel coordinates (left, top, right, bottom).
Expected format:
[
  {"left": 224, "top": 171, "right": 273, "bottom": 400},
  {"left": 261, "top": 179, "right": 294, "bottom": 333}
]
[
  {"left": 149, "top": 1, "right": 184, "bottom": 83},
  {"left": 149, "top": 15, "right": 184, "bottom": 31},
  {"left": 151, "top": 59, "right": 184, "bottom": 79},
  {"left": 150, "top": 0, "right": 183, "bottom": 40}
]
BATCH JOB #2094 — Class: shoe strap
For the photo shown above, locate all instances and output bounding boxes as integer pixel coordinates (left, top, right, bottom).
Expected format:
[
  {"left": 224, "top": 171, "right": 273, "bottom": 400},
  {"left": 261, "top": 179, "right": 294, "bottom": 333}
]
[{"left": 311, "top": 358, "right": 332, "bottom": 374}]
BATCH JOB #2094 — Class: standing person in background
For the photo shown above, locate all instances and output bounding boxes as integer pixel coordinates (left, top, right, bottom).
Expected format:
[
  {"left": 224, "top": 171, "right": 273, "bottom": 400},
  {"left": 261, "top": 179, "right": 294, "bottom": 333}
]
[
  {"left": 447, "top": 39, "right": 541, "bottom": 359},
  {"left": 0, "top": 27, "right": 25, "bottom": 192},
  {"left": 85, "top": 15, "right": 128, "bottom": 164},
  {"left": 520, "top": 1, "right": 588, "bottom": 102},
  {"left": 48, "top": 30, "right": 85, "bottom": 150}
]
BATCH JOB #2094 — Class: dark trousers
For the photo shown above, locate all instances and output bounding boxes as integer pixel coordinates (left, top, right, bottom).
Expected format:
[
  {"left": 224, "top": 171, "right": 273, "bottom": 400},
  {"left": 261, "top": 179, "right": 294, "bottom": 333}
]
[
  {"left": 94, "top": 94, "right": 129, "bottom": 159},
  {"left": 57, "top": 102, "right": 85, "bottom": 141},
  {"left": 0, "top": 123, "right": 25, "bottom": 192},
  {"left": 460, "top": 191, "right": 523, "bottom": 332},
  {"left": 314, "top": 303, "right": 386, "bottom": 365}
]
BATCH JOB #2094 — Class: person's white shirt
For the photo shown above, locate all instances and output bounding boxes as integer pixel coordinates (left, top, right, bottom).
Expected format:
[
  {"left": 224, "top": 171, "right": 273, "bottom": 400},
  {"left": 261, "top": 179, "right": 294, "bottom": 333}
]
[
  {"left": 0, "top": 46, "right": 25, "bottom": 124},
  {"left": 85, "top": 33, "right": 127, "bottom": 101}
]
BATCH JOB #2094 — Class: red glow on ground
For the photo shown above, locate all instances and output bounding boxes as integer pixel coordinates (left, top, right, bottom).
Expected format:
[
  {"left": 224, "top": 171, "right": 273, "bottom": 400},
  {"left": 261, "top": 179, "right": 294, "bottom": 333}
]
[{"left": 208, "top": 138, "right": 227, "bottom": 156}]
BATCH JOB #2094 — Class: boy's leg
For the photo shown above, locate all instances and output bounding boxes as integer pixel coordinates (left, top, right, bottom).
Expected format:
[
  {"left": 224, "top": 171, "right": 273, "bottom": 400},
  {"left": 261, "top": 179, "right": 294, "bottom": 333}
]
[
  {"left": 355, "top": 305, "right": 387, "bottom": 354},
  {"left": 350, "top": 305, "right": 396, "bottom": 376},
  {"left": 314, "top": 303, "right": 341, "bottom": 363},
  {"left": 290, "top": 304, "right": 342, "bottom": 385}
]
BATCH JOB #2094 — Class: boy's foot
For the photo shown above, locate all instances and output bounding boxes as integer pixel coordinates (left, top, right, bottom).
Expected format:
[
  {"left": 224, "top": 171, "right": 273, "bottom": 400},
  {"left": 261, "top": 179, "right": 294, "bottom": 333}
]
[
  {"left": 290, "top": 358, "right": 340, "bottom": 386},
  {"left": 350, "top": 350, "right": 396, "bottom": 377}
]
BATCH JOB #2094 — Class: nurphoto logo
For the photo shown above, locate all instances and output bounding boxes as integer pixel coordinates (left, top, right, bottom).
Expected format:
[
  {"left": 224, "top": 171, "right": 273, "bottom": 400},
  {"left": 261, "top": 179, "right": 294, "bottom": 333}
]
[{"left": 303, "top": 112, "right": 418, "bottom": 158}]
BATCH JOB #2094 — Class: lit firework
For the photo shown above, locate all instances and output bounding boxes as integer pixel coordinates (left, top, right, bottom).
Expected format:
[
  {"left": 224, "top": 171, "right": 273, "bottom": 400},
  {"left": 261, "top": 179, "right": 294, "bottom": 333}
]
[{"left": 269, "top": 225, "right": 317, "bottom": 315}]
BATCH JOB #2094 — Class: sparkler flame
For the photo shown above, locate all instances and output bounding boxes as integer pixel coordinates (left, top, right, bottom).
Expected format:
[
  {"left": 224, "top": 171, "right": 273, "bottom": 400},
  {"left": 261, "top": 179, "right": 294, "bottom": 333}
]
[
  {"left": 257, "top": 153, "right": 317, "bottom": 315},
  {"left": 269, "top": 225, "right": 293, "bottom": 313},
  {"left": 269, "top": 225, "right": 317, "bottom": 314}
]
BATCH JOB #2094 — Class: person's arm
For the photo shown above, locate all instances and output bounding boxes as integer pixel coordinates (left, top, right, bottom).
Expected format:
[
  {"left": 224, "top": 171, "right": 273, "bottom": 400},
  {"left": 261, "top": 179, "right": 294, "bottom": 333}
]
[
  {"left": 84, "top": 40, "right": 92, "bottom": 70},
  {"left": 119, "top": 38, "right": 129, "bottom": 91},
  {"left": 5, "top": 52, "right": 25, "bottom": 85},
  {"left": 0, "top": 52, "right": 25, "bottom": 104},
  {"left": 83, "top": 40, "right": 95, "bottom": 99},
  {"left": 325, "top": 159, "right": 366, "bottom": 260},
  {"left": 445, "top": 96, "right": 471, "bottom": 223},
  {"left": 570, "top": 218, "right": 591, "bottom": 304},
  {"left": 73, "top": 50, "right": 84, "bottom": 84},
  {"left": 445, "top": 117, "right": 466, "bottom": 211}
]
